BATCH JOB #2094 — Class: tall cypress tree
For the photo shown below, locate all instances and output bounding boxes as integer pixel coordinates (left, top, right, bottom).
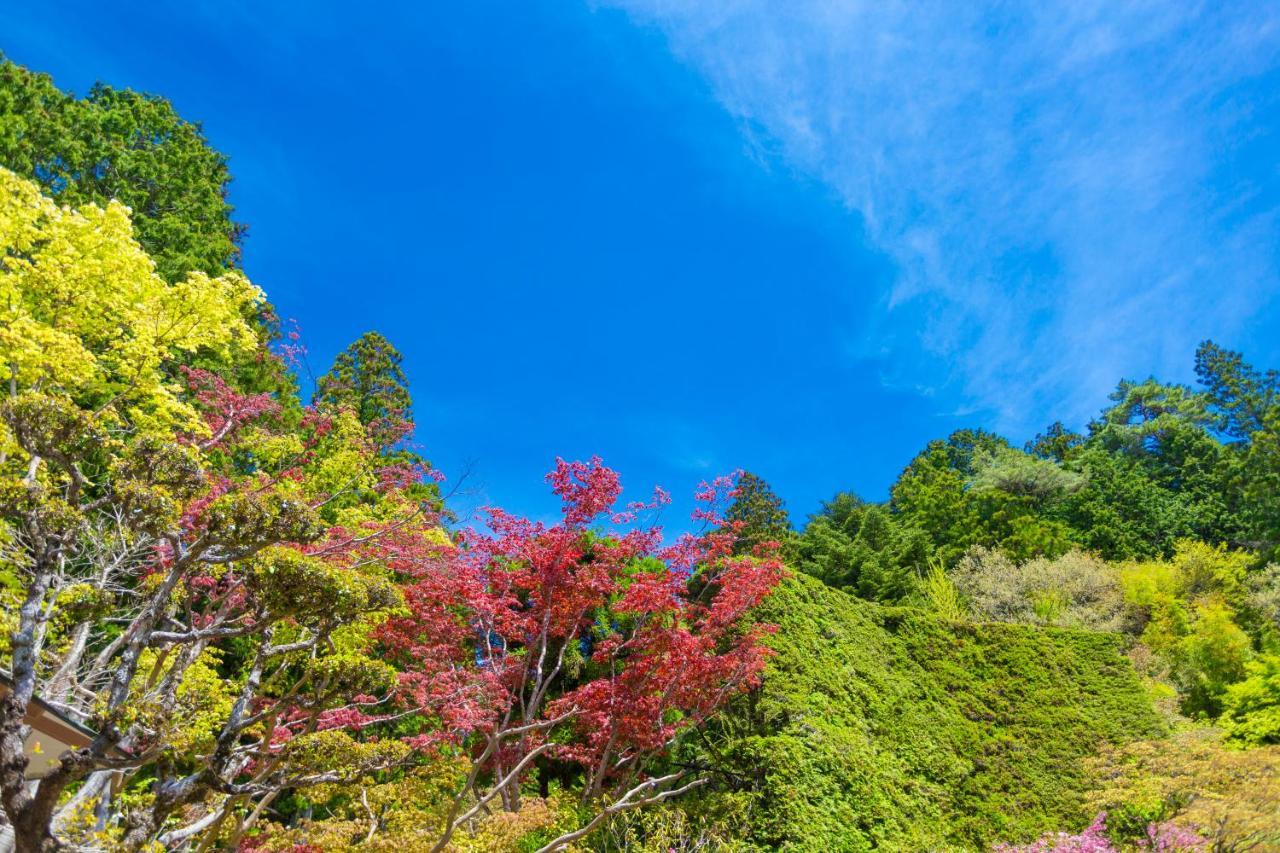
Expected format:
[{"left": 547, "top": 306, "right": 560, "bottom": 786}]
[
  {"left": 315, "top": 331, "right": 414, "bottom": 428},
  {"left": 725, "top": 471, "right": 793, "bottom": 555}
]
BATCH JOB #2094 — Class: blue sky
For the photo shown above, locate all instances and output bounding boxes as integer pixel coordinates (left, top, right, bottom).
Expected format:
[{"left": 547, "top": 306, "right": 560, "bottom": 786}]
[{"left": 7, "top": 2, "right": 1280, "bottom": 528}]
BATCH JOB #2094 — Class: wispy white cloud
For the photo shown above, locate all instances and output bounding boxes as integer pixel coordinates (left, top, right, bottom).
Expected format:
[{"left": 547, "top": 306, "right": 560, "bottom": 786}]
[{"left": 600, "top": 1, "right": 1280, "bottom": 431}]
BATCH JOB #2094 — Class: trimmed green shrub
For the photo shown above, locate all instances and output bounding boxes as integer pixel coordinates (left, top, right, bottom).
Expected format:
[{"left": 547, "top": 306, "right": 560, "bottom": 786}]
[{"left": 674, "top": 574, "right": 1163, "bottom": 852}]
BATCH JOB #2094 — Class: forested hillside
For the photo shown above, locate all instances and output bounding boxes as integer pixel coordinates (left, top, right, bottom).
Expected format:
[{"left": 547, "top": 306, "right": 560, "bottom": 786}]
[{"left": 1, "top": 58, "right": 1278, "bottom": 852}]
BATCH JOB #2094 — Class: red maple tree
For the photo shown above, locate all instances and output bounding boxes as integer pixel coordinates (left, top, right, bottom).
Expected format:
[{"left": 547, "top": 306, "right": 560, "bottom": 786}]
[{"left": 374, "top": 457, "right": 786, "bottom": 850}]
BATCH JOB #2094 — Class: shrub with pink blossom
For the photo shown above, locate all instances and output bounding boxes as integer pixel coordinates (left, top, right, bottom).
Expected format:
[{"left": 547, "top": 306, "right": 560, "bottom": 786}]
[
  {"left": 993, "top": 813, "right": 1115, "bottom": 853},
  {"left": 993, "top": 814, "right": 1207, "bottom": 853},
  {"left": 1140, "top": 822, "right": 1207, "bottom": 852}
]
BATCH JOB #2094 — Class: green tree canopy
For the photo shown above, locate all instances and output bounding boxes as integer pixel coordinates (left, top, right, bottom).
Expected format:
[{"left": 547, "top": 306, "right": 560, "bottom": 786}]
[
  {"left": 1196, "top": 340, "right": 1279, "bottom": 441},
  {"left": 860, "top": 433, "right": 1086, "bottom": 572},
  {"left": 1026, "top": 421, "right": 1085, "bottom": 463},
  {"left": 794, "top": 497, "right": 926, "bottom": 600},
  {"left": 1196, "top": 341, "right": 1280, "bottom": 554},
  {"left": 0, "top": 58, "right": 242, "bottom": 282}
]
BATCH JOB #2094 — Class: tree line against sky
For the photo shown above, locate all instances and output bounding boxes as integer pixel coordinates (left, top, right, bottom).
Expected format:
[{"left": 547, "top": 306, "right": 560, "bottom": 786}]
[{"left": 1, "top": 57, "right": 1278, "bottom": 852}]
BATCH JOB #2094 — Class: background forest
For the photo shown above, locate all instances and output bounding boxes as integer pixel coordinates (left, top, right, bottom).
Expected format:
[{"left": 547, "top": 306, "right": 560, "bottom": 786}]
[{"left": 1, "top": 58, "right": 1278, "bottom": 852}]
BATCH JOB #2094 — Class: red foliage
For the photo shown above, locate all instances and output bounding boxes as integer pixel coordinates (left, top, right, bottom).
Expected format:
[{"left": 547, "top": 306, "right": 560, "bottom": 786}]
[
  {"left": 375, "top": 459, "right": 786, "bottom": 790},
  {"left": 180, "top": 366, "right": 280, "bottom": 448}
]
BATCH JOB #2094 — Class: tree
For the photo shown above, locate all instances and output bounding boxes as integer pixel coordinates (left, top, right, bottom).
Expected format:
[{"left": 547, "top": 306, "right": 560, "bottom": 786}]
[
  {"left": 965, "top": 446, "right": 1082, "bottom": 561},
  {"left": 1220, "top": 653, "right": 1280, "bottom": 746},
  {"left": 1059, "top": 448, "right": 1194, "bottom": 560},
  {"left": 1196, "top": 340, "right": 1279, "bottom": 441},
  {"left": 1119, "top": 542, "right": 1256, "bottom": 718},
  {"left": 1025, "top": 421, "right": 1085, "bottom": 463},
  {"left": 0, "top": 58, "right": 242, "bottom": 282},
  {"left": 723, "top": 471, "right": 792, "bottom": 555},
  {"left": 0, "top": 164, "right": 785, "bottom": 853},
  {"left": 313, "top": 331, "right": 442, "bottom": 517},
  {"left": 315, "top": 331, "right": 414, "bottom": 431},
  {"left": 1087, "top": 729, "right": 1280, "bottom": 848},
  {"left": 889, "top": 430, "right": 1074, "bottom": 565},
  {"left": 793, "top": 496, "right": 926, "bottom": 601},
  {"left": 889, "top": 432, "right": 994, "bottom": 565},
  {"left": 1085, "top": 378, "right": 1250, "bottom": 549},
  {"left": 1196, "top": 341, "right": 1280, "bottom": 555},
  {"left": 0, "top": 57, "right": 298, "bottom": 408},
  {"left": 0, "top": 169, "right": 425, "bottom": 850},
  {"left": 0, "top": 167, "right": 258, "bottom": 432},
  {"left": 969, "top": 446, "right": 1084, "bottom": 503},
  {"left": 1243, "top": 416, "right": 1280, "bottom": 557},
  {"left": 952, "top": 549, "right": 1127, "bottom": 631},
  {"left": 268, "top": 459, "right": 785, "bottom": 851}
]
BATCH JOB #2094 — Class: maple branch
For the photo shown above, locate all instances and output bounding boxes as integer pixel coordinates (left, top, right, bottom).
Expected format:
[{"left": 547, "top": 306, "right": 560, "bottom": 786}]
[{"left": 535, "top": 772, "right": 709, "bottom": 853}]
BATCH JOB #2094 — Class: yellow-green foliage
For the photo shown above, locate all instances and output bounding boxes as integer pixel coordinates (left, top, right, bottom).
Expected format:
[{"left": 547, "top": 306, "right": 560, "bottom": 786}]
[
  {"left": 1120, "top": 541, "right": 1252, "bottom": 621},
  {"left": 303, "top": 408, "right": 378, "bottom": 501},
  {"left": 128, "top": 649, "right": 236, "bottom": 759},
  {"left": 679, "top": 574, "right": 1162, "bottom": 852},
  {"left": 596, "top": 796, "right": 754, "bottom": 852},
  {"left": 108, "top": 436, "right": 206, "bottom": 533},
  {"left": 0, "top": 167, "right": 261, "bottom": 435},
  {"left": 254, "top": 759, "right": 579, "bottom": 852},
  {"left": 278, "top": 730, "right": 412, "bottom": 777},
  {"left": 302, "top": 653, "right": 399, "bottom": 700},
  {"left": 1086, "top": 727, "right": 1280, "bottom": 849},
  {"left": 49, "top": 793, "right": 133, "bottom": 852},
  {"left": 247, "top": 546, "right": 398, "bottom": 626},
  {"left": 920, "top": 558, "right": 966, "bottom": 621},
  {"left": 1121, "top": 541, "right": 1257, "bottom": 716},
  {"left": 1220, "top": 653, "right": 1280, "bottom": 745},
  {"left": 1246, "top": 564, "right": 1280, "bottom": 636},
  {"left": 452, "top": 796, "right": 581, "bottom": 853}
]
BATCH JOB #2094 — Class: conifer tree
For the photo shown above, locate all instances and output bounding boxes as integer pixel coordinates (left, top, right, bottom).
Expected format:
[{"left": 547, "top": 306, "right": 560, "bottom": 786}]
[
  {"left": 316, "top": 331, "right": 414, "bottom": 428},
  {"left": 725, "top": 471, "right": 793, "bottom": 555}
]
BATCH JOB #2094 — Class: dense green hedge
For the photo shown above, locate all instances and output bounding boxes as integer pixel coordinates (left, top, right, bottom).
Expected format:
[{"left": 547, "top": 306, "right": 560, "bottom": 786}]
[{"left": 681, "top": 574, "right": 1163, "bottom": 851}]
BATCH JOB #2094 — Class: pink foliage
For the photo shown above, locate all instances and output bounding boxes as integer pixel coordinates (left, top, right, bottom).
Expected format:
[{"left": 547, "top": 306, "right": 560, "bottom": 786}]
[
  {"left": 993, "top": 814, "right": 1207, "bottom": 853},
  {"left": 1140, "top": 822, "right": 1208, "bottom": 852},
  {"left": 993, "top": 813, "right": 1117, "bottom": 853},
  {"left": 271, "top": 317, "right": 308, "bottom": 370}
]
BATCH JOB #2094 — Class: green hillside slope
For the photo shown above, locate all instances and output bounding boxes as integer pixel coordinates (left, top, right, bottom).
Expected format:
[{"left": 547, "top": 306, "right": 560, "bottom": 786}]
[{"left": 684, "top": 574, "right": 1164, "bottom": 851}]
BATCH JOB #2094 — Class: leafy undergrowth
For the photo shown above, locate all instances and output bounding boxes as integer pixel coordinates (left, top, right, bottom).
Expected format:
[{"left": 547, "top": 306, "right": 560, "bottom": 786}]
[{"left": 1086, "top": 727, "right": 1280, "bottom": 850}]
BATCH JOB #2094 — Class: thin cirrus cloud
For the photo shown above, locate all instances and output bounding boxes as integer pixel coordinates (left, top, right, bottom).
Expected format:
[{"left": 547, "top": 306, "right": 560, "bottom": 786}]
[{"left": 600, "top": 1, "right": 1280, "bottom": 432}]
